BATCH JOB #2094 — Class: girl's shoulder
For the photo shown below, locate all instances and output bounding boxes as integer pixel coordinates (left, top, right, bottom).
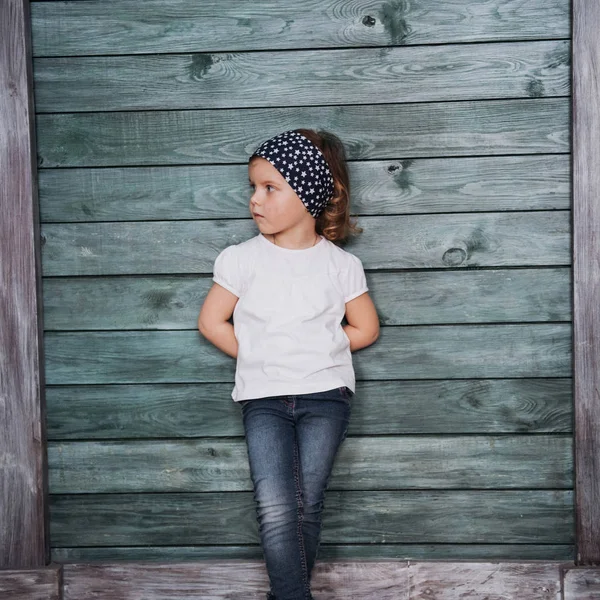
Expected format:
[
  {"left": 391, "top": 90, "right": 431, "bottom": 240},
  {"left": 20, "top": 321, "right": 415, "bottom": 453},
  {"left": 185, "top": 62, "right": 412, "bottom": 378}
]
[
  {"left": 322, "top": 239, "right": 368, "bottom": 303},
  {"left": 323, "top": 238, "right": 365, "bottom": 271},
  {"left": 212, "top": 235, "right": 262, "bottom": 297},
  {"left": 216, "top": 234, "right": 261, "bottom": 259}
]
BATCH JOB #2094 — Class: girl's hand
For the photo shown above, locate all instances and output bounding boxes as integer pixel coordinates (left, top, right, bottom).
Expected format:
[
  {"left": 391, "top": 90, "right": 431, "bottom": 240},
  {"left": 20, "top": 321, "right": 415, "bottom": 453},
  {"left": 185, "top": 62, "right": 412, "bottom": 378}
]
[{"left": 343, "top": 292, "right": 380, "bottom": 352}]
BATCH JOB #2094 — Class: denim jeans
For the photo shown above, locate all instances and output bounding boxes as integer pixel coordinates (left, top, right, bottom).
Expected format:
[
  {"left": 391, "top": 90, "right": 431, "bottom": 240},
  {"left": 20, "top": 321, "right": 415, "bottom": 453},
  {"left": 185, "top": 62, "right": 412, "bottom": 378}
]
[{"left": 240, "top": 386, "right": 352, "bottom": 600}]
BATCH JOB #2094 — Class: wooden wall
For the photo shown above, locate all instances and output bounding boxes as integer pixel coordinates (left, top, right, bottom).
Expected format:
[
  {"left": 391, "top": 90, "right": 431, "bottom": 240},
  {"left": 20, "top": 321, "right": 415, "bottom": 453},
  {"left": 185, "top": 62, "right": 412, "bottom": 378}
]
[{"left": 30, "top": 0, "right": 573, "bottom": 563}]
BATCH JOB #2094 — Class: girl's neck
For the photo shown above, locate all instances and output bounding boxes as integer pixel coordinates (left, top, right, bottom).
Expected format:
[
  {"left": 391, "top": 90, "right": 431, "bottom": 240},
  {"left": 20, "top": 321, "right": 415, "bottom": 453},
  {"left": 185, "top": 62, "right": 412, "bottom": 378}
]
[{"left": 267, "top": 231, "right": 320, "bottom": 250}]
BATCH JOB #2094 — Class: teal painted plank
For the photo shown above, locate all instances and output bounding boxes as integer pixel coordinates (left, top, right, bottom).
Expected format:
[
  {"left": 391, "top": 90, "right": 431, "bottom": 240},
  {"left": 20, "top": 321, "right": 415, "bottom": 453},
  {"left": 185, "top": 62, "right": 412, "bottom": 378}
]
[
  {"left": 42, "top": 268, "right": 571, "bottom": 330},
  {"left": 369, "top": 268, "right": 571, "bottom": 325},
  {"left": 50, "top": 543, "right": 575, "bottom": 562},
  {"left": 48, "top": 490, "right": 574, "bottom": 545},
  {"left": 45, "top": 379, "right": 572, "bottom": 440},
  {"left": 47, "top": 435, "right": 573, "bottom": 493},
  {"left": 35, "top": 98, "right": 569, "bottom": 168},
  {"left": 43, "top": 324, "right": 572, "bottom": 385},
  {"left": 30, "top": 0, "right": 570, "bottom": 57},
  {"left": 32, "top": 40, "right": 570, "bottom": 112},
  {"left": 40, "top": 212, "right": 570, "bottom": 276},
  {"left": 38, "top": 155, "right": 570, "bottom": 222}
]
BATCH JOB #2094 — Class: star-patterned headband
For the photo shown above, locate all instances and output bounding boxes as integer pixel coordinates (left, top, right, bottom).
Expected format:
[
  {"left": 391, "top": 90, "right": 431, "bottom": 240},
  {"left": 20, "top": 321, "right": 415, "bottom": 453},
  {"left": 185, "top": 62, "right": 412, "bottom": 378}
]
[{"left": 250, "top": 130, "right": 335, "bottom": 218}]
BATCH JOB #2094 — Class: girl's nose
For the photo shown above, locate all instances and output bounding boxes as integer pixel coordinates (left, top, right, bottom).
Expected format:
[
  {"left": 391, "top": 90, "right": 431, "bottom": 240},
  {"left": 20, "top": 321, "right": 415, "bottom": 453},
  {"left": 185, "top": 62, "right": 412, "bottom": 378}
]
[{"left": 250, "top": 192, "right": 261, "bottom": 207}]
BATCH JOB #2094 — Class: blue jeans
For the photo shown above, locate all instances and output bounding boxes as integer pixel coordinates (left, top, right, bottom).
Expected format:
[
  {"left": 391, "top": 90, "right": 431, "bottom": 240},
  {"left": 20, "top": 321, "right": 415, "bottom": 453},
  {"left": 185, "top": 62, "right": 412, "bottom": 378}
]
[{"left": 240, "top": 386, "right": 352, "bottom": 600}]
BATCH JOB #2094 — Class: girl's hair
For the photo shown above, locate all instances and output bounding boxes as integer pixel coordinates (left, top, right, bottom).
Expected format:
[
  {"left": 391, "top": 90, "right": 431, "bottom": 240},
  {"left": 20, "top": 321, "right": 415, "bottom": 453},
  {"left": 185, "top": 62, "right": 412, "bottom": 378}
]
[{"left": 294, "top": 128, "right": 362, "bottom": 244}]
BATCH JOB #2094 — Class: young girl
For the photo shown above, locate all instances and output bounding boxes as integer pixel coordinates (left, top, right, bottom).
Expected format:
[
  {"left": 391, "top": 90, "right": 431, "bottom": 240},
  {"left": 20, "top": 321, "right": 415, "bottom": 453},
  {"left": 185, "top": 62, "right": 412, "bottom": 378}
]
[{"left": 198, "top": 129, "right": 379, "bottom": 600}]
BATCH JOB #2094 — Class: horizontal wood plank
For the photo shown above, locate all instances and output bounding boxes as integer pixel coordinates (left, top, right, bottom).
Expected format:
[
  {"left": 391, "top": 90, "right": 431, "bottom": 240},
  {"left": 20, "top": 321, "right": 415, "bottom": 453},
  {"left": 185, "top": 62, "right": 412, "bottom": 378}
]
[
  {"left": 35, "top": 98, "right": 569, "bottom": 168},
  {"left": 30, "top": 0, "right": 570, "bottom": 57},
  {"left": 56, "top": 560, "right": 584, "bottom": 600},
  {"left": 3, "top": 559, "right": 580, "bottom": 600},
  {"left": 43, "top": 324, "right": 572, "bottom": 385},
  {"left": 48, "top": 490, "right": 574, "bottom": 545},
  {"left": 47, "top": 435, "right": 573, "bottom": 493},
  {"left": 60, "top": 560, "right": 409, "bottom": 600},
  {"left": 51, "top": 543, "right": 575, "bottom": 562},
  {"left": 40, "top": 212, "right": 570, "bottom": 276},
  {"left": 45, "top": 379, "right": 573, "bottom": 439},
  {"left": 0, "top": 565, "right": 61, "bottom": 600},
  {"left": 56, "top": 560, "right": 569, "bottom": 600},
  {"left": 42, "top": 268, "right": 571, "bottom": 330},
  {"left": 33, "top": 40, "right": 570, "bottom": 112},
  {"left": 38, "top": 154, "right": 571, "bottom": 223},
  {"left": 408, "top": 562, "right": 561, "bottom": 600}
]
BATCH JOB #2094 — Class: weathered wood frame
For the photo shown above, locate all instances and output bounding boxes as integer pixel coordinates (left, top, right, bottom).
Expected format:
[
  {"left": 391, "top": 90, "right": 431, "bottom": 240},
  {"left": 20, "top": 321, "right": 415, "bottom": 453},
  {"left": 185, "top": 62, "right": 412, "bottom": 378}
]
[
  {"left": 1, "top": 0, "right": 599, "bottom": 596},
  {"left": 572, "top": 0, "right": 600, "bottom": 568},
  {"left": 0, "top": 0, "right": 49, "bottom": 570}
]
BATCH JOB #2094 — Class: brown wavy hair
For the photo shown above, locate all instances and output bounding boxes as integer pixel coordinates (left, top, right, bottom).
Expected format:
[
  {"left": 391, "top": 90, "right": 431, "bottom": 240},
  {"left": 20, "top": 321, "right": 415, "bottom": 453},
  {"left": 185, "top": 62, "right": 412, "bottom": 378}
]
[{"left": 294, "top": 128, "right": 363, "bottom": 244}]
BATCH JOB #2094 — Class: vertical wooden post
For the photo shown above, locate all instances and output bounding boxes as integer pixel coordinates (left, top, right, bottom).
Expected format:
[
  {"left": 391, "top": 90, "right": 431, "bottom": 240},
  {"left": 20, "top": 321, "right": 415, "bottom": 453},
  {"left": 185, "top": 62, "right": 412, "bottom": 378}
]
[
  {"left": 572, "top": 0, "right": 600, "bottom": 566},
  {"left": 0, "top": 0, "right": 49, "bottom": 567}
]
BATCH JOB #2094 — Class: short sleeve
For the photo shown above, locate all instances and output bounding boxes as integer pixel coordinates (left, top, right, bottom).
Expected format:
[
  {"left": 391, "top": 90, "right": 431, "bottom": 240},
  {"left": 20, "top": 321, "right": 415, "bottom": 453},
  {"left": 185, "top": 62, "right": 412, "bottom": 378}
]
[
  {"left": 212, "top": 246, "right": 242, "bottom": 297},
  {"left": 341, "top": 254, "right": 369, "bottom": 303}
]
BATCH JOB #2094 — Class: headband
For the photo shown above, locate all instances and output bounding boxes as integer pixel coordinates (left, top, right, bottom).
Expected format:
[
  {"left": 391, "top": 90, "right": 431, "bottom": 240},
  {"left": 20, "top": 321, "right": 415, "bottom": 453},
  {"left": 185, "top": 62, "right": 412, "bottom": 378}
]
[{"left": 250, "top": 130, "right": 335, "bottom": 218}]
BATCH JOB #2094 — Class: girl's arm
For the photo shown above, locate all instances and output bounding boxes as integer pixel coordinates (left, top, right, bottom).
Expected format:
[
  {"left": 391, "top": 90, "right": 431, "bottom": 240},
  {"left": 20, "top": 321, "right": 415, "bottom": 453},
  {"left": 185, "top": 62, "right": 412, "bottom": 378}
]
[
  {"left": 198, "top": 283, "right": 239, "bottom": 358},
  {"left": 343, "top": 292, "right": 380, "bottom": 352}
]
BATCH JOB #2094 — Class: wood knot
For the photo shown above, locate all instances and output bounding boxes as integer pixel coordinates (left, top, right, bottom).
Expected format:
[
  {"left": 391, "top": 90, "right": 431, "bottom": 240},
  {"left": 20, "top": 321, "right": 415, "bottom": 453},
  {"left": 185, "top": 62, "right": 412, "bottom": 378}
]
[
  {"left": 378, "top": 1, "right": 411, "bottom": 44},
  {"left": 442, "top": 247, "right": 467, "bottom": 266},
  {"left": 526, "top": 77, "right": 545, "bottom": 98},
  {"left": 189, "top": 54, "right": 215, "bottom": 80},
  {"left": 362, "top": 15, "right": 376, "bottom": 27}
]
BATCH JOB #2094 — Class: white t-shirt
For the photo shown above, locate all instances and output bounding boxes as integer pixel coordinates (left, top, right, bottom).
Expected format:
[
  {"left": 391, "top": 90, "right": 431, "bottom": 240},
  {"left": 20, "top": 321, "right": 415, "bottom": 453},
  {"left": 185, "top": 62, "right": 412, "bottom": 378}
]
[{"left": 212, "top": 232, "right": 369, "bottom": 401}]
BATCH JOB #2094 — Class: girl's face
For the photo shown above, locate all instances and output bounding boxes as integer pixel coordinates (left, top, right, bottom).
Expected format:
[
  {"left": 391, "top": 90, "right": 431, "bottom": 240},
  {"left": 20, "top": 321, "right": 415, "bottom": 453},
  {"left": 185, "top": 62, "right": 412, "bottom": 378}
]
[{"left": 248, "top": 157, "right": 315, "bottom": 235}]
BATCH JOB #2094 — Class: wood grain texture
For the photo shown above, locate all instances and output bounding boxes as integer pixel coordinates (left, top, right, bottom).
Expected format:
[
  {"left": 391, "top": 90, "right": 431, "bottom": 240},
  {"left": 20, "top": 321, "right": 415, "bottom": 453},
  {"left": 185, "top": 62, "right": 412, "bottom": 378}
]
[
  {"left": 563, "top": 568, "right": 600, "bottom": 599},
  {"left": 54, "top": 560, "right": 589, "bottom": 600},
  {"left": 38, "top": 155, "right": 570, "bottom": 223},
  {"left": 48, "top": 490, "right": 574, "bottom": 546},
  {"left": 408, "top": 562, "right": 561, "bottom": 600},
  {"left": 30, "top": 0, "right": 570, "bottom": 57},
  {"left": 43, "top": 324, "right": 572, "bottom": 385},
  {"left": 51, "top": 543, "right": 575, "bottom": 562},
  {"left": 45, "top": 378, "right": 572, "bottom": 440},
  {"left": 42, "top": 268, "right": 571, "bottom": 330},
  {"left": 32, "top": 40, "right": 570, "bottom": 112},
  {"left": 59, "top": 561, "right": 408, "bottom": 600},
  {"left": 27, "top": 0, "right": 579, "bottom": 574},
  {"left": 0, "top": 565, "right": 62, "bottom": 600},
  {"left": 572, "top": 0, "right": 600, "bottom": 566},
  {"left": 40, "top": 212, "right": 570, "bottom": 276},
  {"left": 0, "top": 0, "right": 48, "bottom": 568},
  {"left": 35, "top": 98, "right": 569, "bottom": 168},
  {"left": 47, "top": 435, "right": 573, "bottom": 493}
]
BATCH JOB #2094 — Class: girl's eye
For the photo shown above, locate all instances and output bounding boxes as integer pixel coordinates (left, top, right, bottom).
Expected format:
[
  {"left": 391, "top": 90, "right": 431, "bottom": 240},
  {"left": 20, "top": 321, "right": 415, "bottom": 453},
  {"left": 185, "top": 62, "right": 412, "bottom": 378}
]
[{"left": 266, "top": 185, "right": 275, "bottom": 192}]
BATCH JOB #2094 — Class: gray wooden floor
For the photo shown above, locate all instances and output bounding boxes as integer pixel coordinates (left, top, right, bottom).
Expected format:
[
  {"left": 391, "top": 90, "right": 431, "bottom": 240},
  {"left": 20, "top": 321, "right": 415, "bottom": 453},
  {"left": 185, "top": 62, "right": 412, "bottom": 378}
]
[{"left": 2, "top": 560, "right": 600, "bottom": 599}]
